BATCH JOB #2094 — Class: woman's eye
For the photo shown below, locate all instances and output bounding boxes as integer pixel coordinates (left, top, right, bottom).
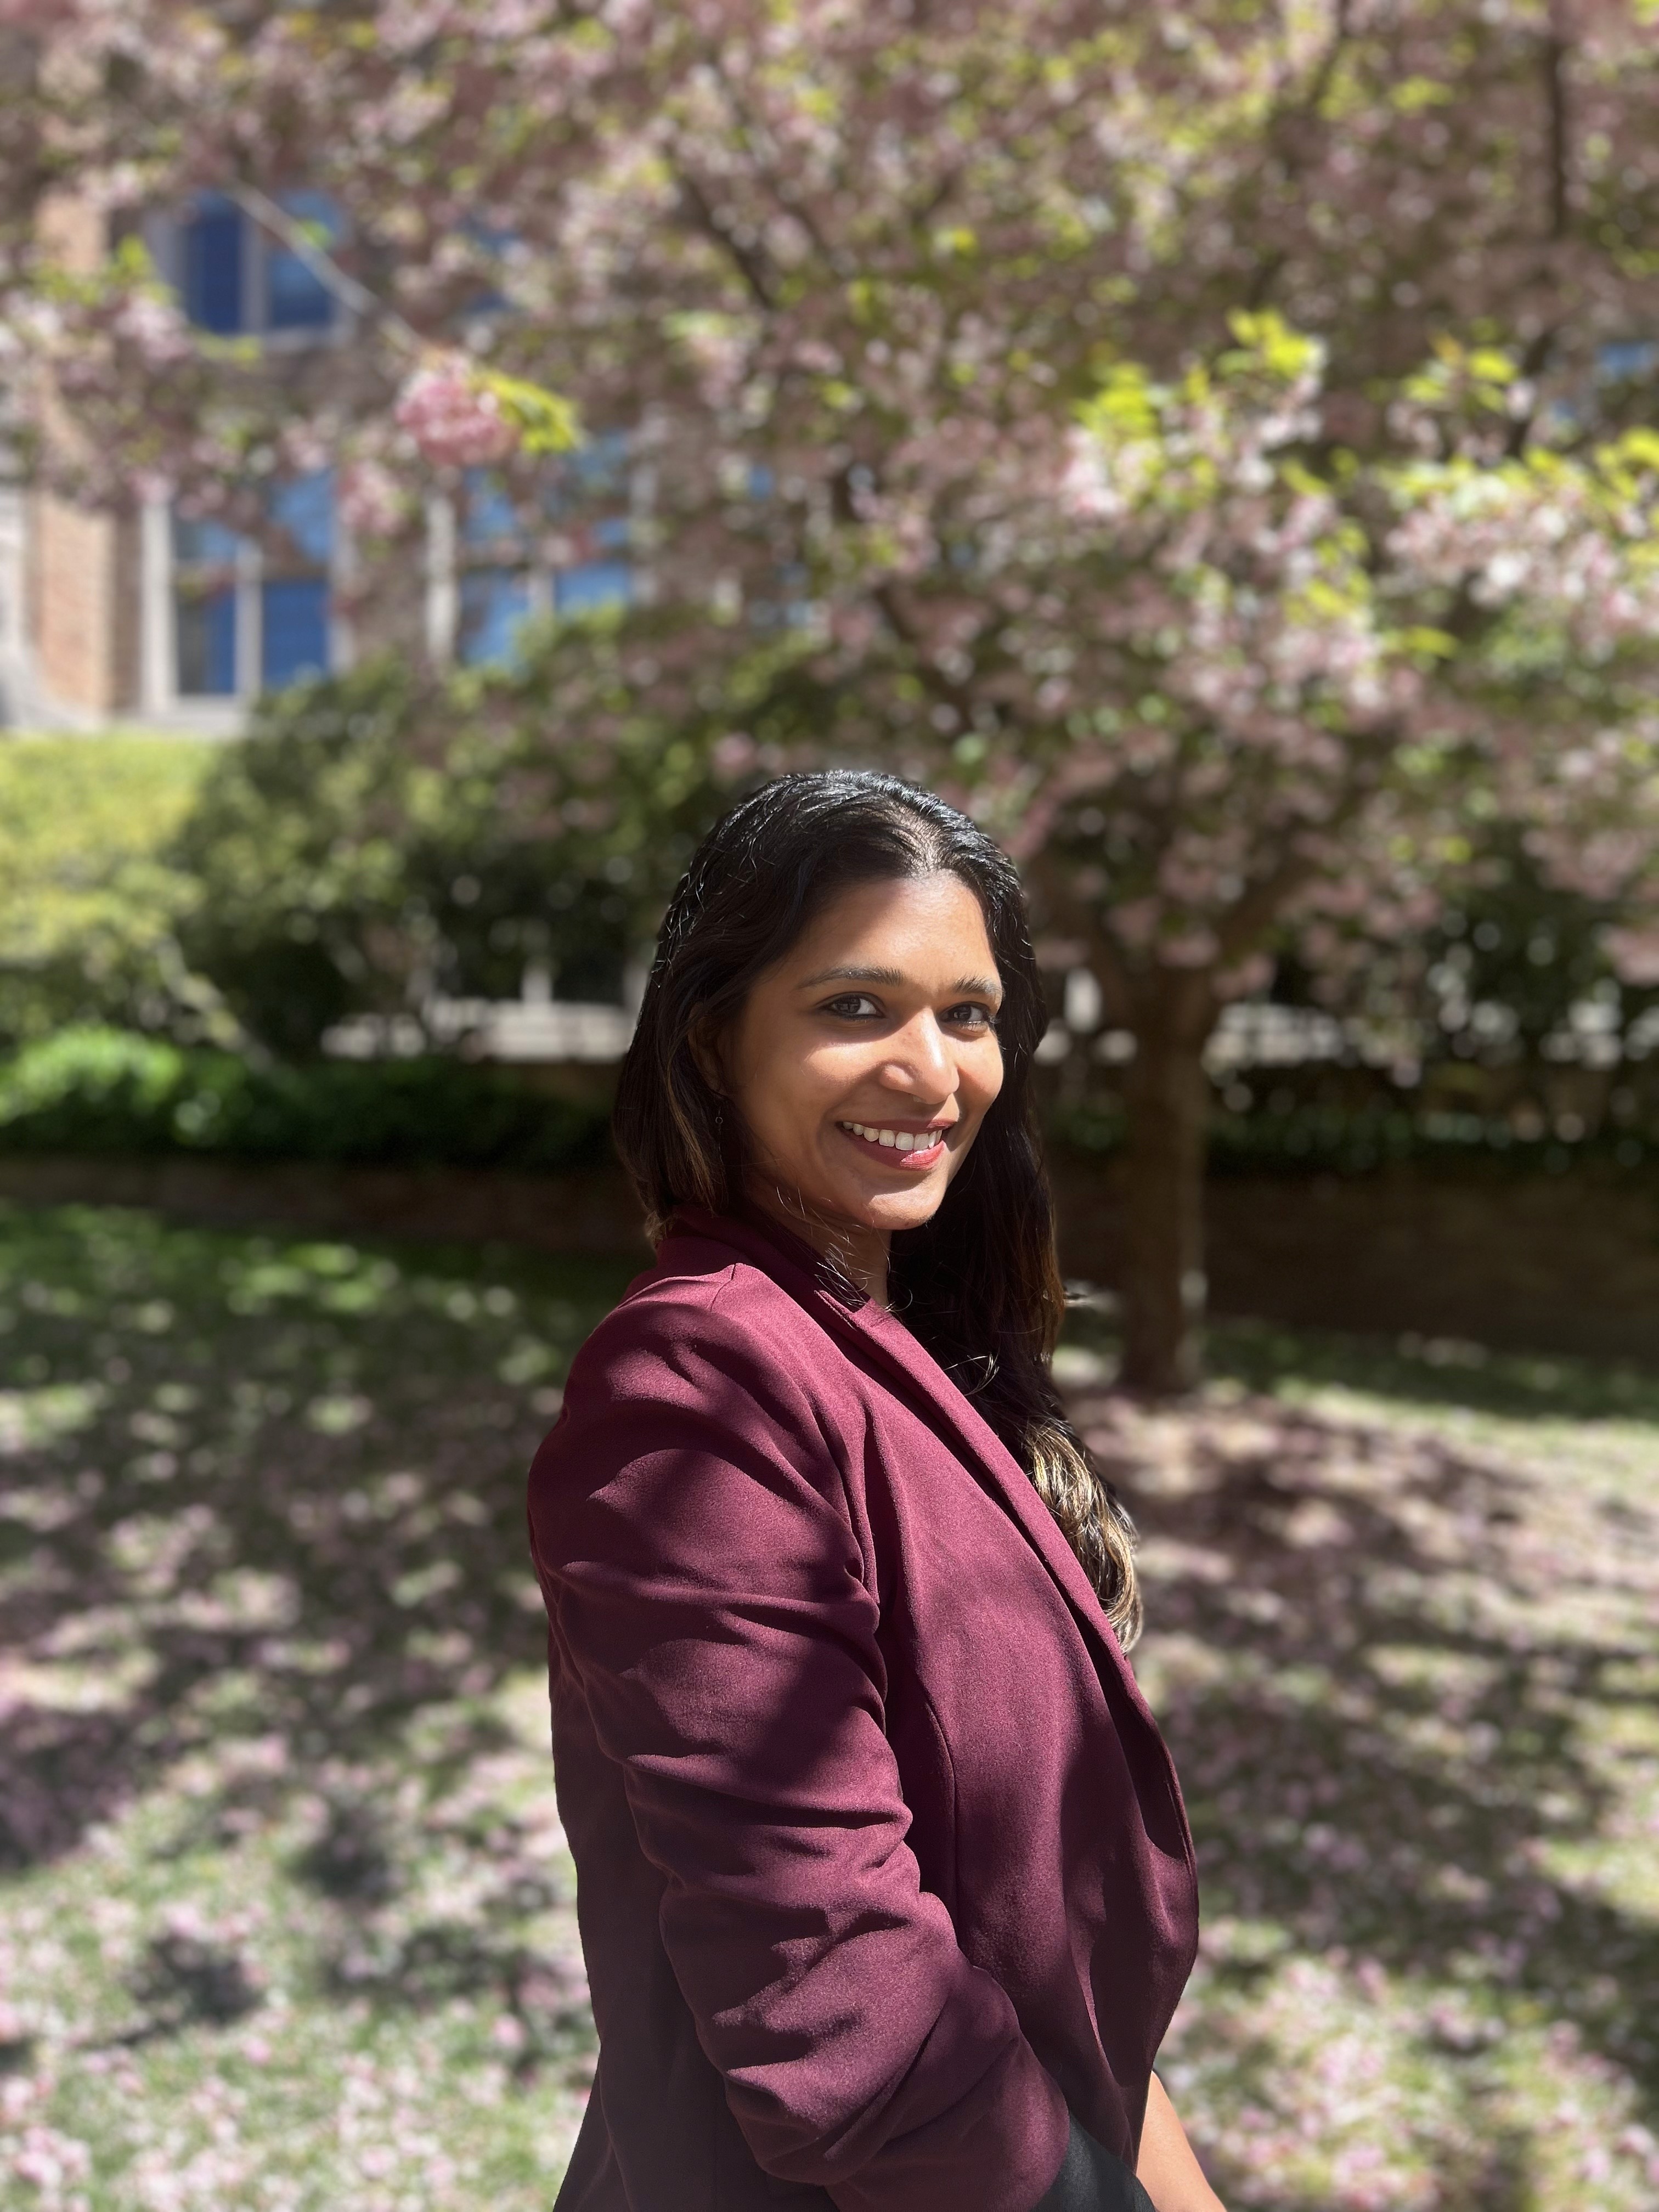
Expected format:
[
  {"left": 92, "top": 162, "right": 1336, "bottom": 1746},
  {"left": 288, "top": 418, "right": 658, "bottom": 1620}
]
[
  {"left": 944, "top": 1002, "right": 995, "bottom": 1029},
  {"left": 821, "top": 993, "right": 883, "bottom": 1019}
]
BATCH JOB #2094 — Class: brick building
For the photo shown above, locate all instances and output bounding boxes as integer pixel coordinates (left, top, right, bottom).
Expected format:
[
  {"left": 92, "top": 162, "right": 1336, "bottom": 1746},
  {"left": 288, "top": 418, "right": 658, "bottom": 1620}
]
[{"left": 0, "top": 193, "right": 635, "bottom": 732}]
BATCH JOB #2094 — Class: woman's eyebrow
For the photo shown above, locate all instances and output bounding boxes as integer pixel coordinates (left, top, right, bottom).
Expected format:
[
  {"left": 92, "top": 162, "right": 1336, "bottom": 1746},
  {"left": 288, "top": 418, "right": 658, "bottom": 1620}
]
[
  {"left": 796, "top": 963, "right": 1002, "bottom": 996},
  {"left": 796, "top": 964, "right": 907, "bottom": 988}
]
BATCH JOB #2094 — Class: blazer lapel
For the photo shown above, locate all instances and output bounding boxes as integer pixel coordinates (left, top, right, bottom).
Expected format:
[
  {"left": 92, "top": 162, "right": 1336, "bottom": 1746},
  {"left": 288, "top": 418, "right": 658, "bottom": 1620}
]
[
  {"left": 839, "top": 1298, "right": 1132, "bottom": 1660},
  {"left": 827, "top": 1295, "right": 1194, "bottom": 1869},
  {"left": 665, "top": 1209, "right": 1152, "bottom": 1717},
  {"left": 667, "top": 1210, "right": 1194, "bottom": 1873}
]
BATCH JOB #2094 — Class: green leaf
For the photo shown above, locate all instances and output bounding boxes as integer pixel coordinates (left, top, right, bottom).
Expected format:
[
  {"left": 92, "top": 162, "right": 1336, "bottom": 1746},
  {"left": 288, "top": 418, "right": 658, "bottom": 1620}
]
[
  {"left": 1465, "top": 349, "right": 1518, "bottom": 385},
  {"left": 1390, "top": 75, "right": 1454, "bottom": 112},
  {"left": 1223, "top": 309, "right": 1322, "bottom": 382},
  {"left": 1610, "top": 426, "right": 1659, "bottom": 473},
  {"left": 472, "top": 369, "right": 580, "bottom": 456}
]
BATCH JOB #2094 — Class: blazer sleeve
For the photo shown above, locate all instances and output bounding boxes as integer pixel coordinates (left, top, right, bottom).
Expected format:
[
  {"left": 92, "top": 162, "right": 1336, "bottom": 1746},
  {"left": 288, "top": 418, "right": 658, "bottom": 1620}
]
[{"left": 528, "top": 1295, "right": 1070, "bottom": 2212}]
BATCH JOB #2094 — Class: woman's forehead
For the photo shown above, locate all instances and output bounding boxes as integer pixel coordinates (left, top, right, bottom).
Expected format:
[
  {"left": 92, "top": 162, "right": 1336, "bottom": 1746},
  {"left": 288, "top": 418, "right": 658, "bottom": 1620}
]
[{"left": 787, "top": 873, "right": 997, "bottom": 968}]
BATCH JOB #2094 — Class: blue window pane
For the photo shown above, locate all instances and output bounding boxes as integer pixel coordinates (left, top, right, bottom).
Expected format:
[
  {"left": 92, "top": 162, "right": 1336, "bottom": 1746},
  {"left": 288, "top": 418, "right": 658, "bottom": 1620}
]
[
  {"left": 261, "top": 577, "right": 329, "bottom": 689},
  {"left": 183, "top": 196, "right": 244, "bottom": 333},
  {"left": 1599, "top": 340, "right": 1657, "bottom": 383},
  {"left": 555, "top": 561, "right": 631, "bottom": 617},
  {"left": 265, "top": 190, "right": 338, "bottom": 331},
  {"left": 572, "top": 430, "right": 629, "bottom": 493},
  {"left": 544, "top": 432, "right": 630, "bottom": 518},
  {"left": 176, "top": 589, "right": 237, "bottom": 695},
  {"left": 459, "top": 568, "right": 532, "bottom": 667},
  {"left": 462, "top": 219, "right": 516, "bottom": 314},
  {"left": 461, "top": 469, "right": 524, "bottom": 546},
  {"left": 268, "top": 470, "right": 333, "bottom": 565},
  {"left": 173, "top": 511, "right": 241, "bottom": 566}
]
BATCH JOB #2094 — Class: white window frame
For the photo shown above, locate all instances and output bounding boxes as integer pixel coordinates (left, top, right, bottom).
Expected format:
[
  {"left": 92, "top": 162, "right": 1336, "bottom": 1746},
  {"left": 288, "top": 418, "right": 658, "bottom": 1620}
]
[
  {"left": 142, "top": 488, "right": 353, "bottom": 727},
  {"left": 424, "top": 435, "right": 654, "bottom": 668},
  {"left": 133, "top": 199, "right": 355, "bottom": 725}
]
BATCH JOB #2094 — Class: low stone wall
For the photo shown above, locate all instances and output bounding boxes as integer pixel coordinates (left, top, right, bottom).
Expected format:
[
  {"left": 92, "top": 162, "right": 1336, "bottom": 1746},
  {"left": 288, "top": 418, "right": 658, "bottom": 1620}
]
[
  {"left": 2, "top": 1150, "right": 1655, "bottom": 1366},
  {"left": 1049, "top": 1159, "right": 1659, "bottom": 1367},
  {"left": 0, "top": 1153, "right": 650, "bottom": 1259}
]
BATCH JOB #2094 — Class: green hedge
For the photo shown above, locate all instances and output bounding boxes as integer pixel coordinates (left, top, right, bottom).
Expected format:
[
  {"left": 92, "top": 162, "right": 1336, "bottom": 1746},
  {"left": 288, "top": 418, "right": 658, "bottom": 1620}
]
[
  {"left": 0, "top": 1029, "right": 613, "bottom": 1173},
  {"left": 6, "top": 1028, "right": 1651, "bottom": 1183},
  {"left": 1051, "top": 1098, "right": 1652, "bottom": 1177}
]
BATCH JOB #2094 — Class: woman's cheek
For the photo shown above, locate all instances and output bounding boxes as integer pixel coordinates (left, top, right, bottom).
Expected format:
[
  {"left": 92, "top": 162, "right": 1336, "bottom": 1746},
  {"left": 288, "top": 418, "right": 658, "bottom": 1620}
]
[{"left": 969, "top": 1045, "right": 1004, "bottom": 1109}]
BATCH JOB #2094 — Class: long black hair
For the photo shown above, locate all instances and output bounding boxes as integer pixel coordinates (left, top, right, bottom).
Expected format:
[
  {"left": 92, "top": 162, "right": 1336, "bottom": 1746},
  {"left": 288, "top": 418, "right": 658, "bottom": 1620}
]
[{"left": 611, "top": 770, "right": 1139, "bottom": 1644}]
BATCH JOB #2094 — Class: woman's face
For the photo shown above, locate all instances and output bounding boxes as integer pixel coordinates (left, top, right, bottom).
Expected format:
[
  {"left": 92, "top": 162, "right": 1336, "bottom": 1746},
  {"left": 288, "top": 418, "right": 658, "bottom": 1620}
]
[{"left": 721, "top": 871, "right": 1006, "bottom": 1243}]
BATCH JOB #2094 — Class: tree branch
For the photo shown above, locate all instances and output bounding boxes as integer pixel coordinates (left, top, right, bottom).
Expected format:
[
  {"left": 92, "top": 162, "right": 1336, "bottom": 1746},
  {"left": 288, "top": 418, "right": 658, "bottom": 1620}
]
[
  {"left": 1211, "top": 732, "right": 1400, "bottom": 968},
  {"left": 1543, "top": 29, "right": 1571, "bottom": 242},
  {"left": 1245, "top": 0, "right": 1354, "bottom": 312},
  {"left": 228, "top": 183, "right": 419, "bottom": 351},
  {"left": 706, "top": 57, "right": 851, "bottom": 284},
  {"left": 870, "top": 579, "right": 985, "bottom": 728},
  {"left": 1504, "top": 323, "right": 1561, "bottom": 458},
  {"left": 675, "top": 169, "right": 778, "bottom": 312}
]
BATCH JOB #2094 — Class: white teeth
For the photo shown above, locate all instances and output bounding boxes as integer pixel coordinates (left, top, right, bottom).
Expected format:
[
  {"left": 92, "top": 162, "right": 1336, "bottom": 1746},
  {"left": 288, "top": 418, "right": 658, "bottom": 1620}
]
[{"left": 841, "top": 1121, "right": 940, "bottom": 1151}]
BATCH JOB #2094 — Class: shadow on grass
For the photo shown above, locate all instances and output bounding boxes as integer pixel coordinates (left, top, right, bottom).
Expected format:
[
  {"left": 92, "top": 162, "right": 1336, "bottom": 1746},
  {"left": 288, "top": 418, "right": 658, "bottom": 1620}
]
[
  {"left": 0, "top": 1202, "right": 635, "bottom": 1874},
  {"left": 3, "top": 1204, "right": 1657, "bottom": 2208},
  {"left": 1062, "top": 1330, "right": 1659, "bottom": 2192},
  {"left": 1208, "top": 1312, "right": 1659, "bottom": 1427}
]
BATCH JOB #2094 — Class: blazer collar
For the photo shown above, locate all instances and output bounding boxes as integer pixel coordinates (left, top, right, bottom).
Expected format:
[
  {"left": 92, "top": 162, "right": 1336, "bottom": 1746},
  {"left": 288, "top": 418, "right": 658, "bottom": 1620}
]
[
  {"left": 667, "top": 1201, "right": 870, "bottom": 1310},
  {"left": 663, "top": 1206, "right": 1146, "bottom": 1699}
]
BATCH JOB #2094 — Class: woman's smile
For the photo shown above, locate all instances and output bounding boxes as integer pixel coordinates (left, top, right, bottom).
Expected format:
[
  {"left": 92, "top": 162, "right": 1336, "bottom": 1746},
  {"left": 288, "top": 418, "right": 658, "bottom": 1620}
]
[{"left": 835, "top": 1119, "right": 951, "bottom": 1169}]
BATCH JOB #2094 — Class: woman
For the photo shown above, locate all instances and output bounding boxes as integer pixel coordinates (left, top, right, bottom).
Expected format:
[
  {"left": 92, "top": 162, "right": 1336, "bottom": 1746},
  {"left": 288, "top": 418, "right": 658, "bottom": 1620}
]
[{"left": 528, "top": 771, "right": 1222, "bottom": 2212}]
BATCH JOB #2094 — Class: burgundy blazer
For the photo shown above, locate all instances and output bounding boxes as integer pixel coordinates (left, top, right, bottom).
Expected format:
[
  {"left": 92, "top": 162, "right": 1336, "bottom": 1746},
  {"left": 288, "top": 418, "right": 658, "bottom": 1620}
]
[{"left": 527, "top": 1207, "right": 1198, "bottom": 2212}]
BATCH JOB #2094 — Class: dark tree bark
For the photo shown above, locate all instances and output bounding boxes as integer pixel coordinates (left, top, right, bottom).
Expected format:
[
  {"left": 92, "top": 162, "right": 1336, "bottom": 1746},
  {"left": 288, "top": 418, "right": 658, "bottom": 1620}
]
[{"left": 1117, "top": 984, "right": 1215, "bottom": 1397}]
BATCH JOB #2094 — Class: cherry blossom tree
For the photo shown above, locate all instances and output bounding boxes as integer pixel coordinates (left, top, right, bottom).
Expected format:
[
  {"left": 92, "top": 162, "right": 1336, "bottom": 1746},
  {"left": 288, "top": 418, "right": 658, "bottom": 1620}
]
[{"left": 10, "top": 0, "right": 1659, "bottom": 1390}]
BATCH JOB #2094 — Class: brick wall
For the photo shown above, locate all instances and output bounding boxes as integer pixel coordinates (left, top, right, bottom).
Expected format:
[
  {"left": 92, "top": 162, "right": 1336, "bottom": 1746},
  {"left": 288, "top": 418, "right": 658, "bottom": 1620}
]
[
  {"left": 1, "top": 1153, "right": 1654, "bottom": 1367},
  {"left": 30, "top": 496, "right": 141, "bottom": 718},
  {"left": 1049, "top": 1158, "right": 1659, "bottom": 1367},
  {"left": 25, "top": 193, "right": 145, "bottom": 720}
]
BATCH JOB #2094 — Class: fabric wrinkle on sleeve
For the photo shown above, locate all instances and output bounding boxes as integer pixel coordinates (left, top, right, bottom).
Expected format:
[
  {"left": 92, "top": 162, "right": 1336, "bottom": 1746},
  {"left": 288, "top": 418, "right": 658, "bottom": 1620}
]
[{"left": 532, "top": 1304, "right": 1069, "bottom": 2212}]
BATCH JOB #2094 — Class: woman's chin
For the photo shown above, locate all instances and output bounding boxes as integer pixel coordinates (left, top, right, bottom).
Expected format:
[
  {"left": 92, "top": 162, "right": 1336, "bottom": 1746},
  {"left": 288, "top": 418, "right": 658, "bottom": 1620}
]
[
  {"left": 848, "top": 1177, "right": 951, "bottom": 1232},
  {"left": 758, "top": 1156, "right": 953, "bottom": 1238}
]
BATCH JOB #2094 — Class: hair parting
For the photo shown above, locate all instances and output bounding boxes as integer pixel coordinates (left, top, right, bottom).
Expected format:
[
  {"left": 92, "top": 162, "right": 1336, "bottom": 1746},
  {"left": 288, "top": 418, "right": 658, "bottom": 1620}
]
[{"left": 611, "top": 769, "right": 1141, "bottom": 1648}]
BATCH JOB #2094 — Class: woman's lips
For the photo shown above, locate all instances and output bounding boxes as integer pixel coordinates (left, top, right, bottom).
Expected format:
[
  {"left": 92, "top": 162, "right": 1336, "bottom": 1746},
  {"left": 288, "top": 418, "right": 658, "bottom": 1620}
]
[{"left": 837, "top": 1122, "right": 949, "bottom": 1171}]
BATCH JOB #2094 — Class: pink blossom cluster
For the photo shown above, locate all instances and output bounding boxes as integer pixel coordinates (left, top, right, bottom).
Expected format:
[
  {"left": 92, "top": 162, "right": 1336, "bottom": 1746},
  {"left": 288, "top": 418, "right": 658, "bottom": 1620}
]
[
  {"left": 2, "top": 2074, "right": 89, "bottom": 2212},
  {"left": 1387, "top": 455, "right": 1659, "bottom": 656},
  {"left": 394, "top": 357, "right": 518, "bottom": 469},
  {"left": 336, "top": 457, "right": 410, "bottom": 540}
]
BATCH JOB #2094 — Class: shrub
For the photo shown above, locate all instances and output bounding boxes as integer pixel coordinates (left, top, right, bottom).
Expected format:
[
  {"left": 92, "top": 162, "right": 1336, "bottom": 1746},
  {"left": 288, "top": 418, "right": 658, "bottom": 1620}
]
[
  {"left": 1049, "top": 1095, "right": 1652, "bottom": 1177},
  {"left": 0, "top": 1028, "right": 613, "bottom": 1172},
  {"left": 0, "top": 732, "right": 217, "bottom": 1049},
  {"left": 172, "top": 630, "right": 764, "bottom": 1058}
]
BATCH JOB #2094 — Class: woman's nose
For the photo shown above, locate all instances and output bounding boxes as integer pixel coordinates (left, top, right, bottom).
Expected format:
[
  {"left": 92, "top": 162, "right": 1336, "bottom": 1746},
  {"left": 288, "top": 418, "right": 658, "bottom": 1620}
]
[{"left": 880, "top": 1012, "right": 956, "bottom": 1094}]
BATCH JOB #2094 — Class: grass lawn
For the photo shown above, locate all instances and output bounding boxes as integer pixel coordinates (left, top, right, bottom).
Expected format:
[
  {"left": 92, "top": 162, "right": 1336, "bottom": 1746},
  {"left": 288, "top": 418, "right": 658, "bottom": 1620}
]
[{"left": 1, "top": 1204, "right": 1656, "bottom": 2211}]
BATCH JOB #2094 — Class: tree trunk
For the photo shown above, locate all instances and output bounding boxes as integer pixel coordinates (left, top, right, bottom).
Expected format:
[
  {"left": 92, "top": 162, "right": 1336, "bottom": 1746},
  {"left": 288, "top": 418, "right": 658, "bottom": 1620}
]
[{"left": 1118, "top": 1013, "right": 1212, "bottom": 1397}]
